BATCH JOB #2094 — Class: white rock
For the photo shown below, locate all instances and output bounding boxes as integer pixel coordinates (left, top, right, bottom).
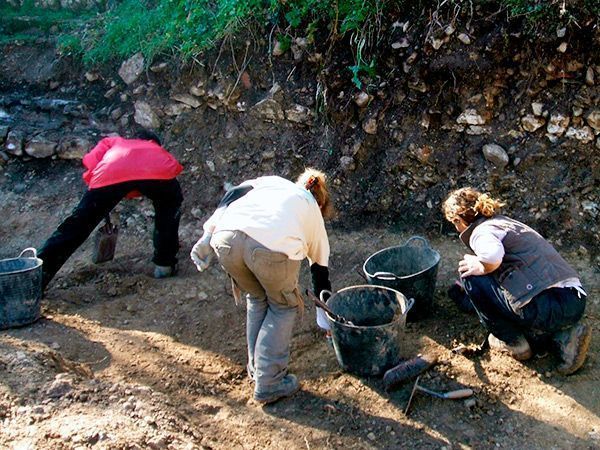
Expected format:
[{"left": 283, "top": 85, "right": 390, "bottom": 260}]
[
  {"left": 206, "top": 161, "right": 215, "bottom": 172},
  {"left": 585, "top": 67, "right": 595, "bottom": 86},
  {"left": 457, "top": 33, "right": 471, "bottom": 45},
  {"left": 586, "top": 110, "right": 600, "bottom": 131},
  {"left": 482, "top": 143, "right": 509, "bottom": 168},
  {"left": 5, "top": 130, "right": 24, "bottom": 156},
  {"left": 150, "top": 62, "right": 168, "bottom": 73},
  {"left": 444, "top": 24, "right": 455, "bottom": 35},
  {"left": 391, "top": 38, "right": 410, "bottom": 49},
  {"left": 354, "top": 91, "right": 372, "bottom": 108},
  {"left": 466, "top": 125, "right": 490, "bottom": 135},
  {"left": 134, "top": 101, "right": 160, "bottom": 129},
  {"left": 456, "top": 109, "right": 485, "bottom": 125},
  {"left": 251, "top": 97, "right": 284, "bottom": 122},
  {"left": 546, "top": 113, "right": 570, "bottom": 135},
  {"left": 24, "top": 137, "right": 57, "bottom": 158},
  {"left": 285, "top": 104, "right": 313, "bottom": 125},
  {"left": 362, "top": 118, "right": 378, "bottom": 135},
  {"left": 84, "top": 71, "right": 99, "bottom": 82},
  {"left": 272, "top": 40, "right": 286, "bottom": 56},
  {"left": 57, "top": 137, "right": 91, "bottom": 160},
  {"left": 189, "top": 85, "right": 205, "bottom": 97},
  {"left": 171, "top": 94, "right": 201, "bottom": 108},
  {"left": 431, "top": 38, "right": 444, "bottom": 50},
  {"left": 118, "top": 53, "right": 145, "bottom": 85},
  {"left": 557, "top": 42, "right": 567, "bottom": 53},
  {"left": 565, "top": 126, "right": 594, "bottom": 143},
  {"left": 556, "top": 27, "right": 566, "bottom": 37},
  {"left": 46, "top": 377, "right": 73, "bottom": 398},
  {"left": 163, "top": 103, "right": 191, "bottom": 117},
  {"left": 521, "top": 114, "right": 545, "bottom": 132},
  {"left": 339, "top": 156, "right": 355, "bottom": 171},
  {"left": 531, "top": 102, "right": 544, "bottom": 116}
]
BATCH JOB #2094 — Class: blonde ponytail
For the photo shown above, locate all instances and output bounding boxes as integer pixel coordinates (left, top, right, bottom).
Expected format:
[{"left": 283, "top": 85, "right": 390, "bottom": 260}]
[
  {"left": 443, "top": 187, "right": 504, "bottom": 224},
  {"left": 474, "top": 193, "right": 504, "bottom": 217},
  {"left": 296, "top": 168, "right": 334, "bottom": 219}
]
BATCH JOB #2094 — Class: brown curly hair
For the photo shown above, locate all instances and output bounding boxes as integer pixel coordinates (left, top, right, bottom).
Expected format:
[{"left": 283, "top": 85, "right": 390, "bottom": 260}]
[
  {"left": 443, "top": 187, "right": 505, "bottom": 225},
  {"left": 296, "top": 168, "right": 334, "bottom": 219}
]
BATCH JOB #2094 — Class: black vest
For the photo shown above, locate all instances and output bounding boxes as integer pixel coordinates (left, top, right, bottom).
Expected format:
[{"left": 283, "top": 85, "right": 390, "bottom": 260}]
[{"left": 460, "top": 215, "right": 579, "bottom": 310}]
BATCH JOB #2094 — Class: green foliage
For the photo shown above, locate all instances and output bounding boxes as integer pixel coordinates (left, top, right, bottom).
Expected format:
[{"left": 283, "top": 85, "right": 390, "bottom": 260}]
[
  {"left": 1, "top": 0, "right": 598, "bottom": 85},
  {"left": 503, "top": 0, "right": 599, "bottom": 23},
  {"left": 0, "top": 0, "right": 92, "bottom": 42}
]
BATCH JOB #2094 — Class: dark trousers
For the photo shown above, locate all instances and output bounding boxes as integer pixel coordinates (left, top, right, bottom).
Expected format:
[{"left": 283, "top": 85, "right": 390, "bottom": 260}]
[
  {"left": 38, "top": 179, "right": 183, "bottom": 288},
  {"left": 463, "top": 275, "right": 586, "bottom": 345}
]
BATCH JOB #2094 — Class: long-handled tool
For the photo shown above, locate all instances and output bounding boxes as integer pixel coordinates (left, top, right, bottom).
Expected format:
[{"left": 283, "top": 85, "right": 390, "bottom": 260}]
[
  {"left": 404, "top": 375, "right": 474, "bottom": 415},
  {"left": 305, "top": 289, "right": 354, "bottom": 325}
]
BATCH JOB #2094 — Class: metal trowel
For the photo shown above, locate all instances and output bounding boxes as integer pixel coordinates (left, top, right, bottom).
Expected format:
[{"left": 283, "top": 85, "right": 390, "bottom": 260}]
[{"left": 404, "top": 375, "right": 474, "bottom": 415}]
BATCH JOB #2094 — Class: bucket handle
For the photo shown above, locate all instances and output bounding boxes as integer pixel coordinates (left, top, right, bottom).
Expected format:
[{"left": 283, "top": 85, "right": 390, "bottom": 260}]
[
  {"left": 319, "top": 289, "right": 333, "bottom": 304},
  {"left": 373, "top": 271, "right": 399, "bottom": 281},
  {"left": 18, "top": 247, "right": 38, "bottom": 259},
  {"left": 404, "top": 236, "right": 431, "bottom": 249}
]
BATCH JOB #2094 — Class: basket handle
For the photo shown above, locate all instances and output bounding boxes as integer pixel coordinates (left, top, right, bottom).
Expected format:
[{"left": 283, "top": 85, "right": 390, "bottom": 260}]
[
  {"left": 404, "top": 236, "right": 430, "bottom": 248},
  {"left": 19, "top": 247, "right": 38, "bottom": 258},
  {"left": 373, "top": 271, "right": 399, "bottom": 281}
]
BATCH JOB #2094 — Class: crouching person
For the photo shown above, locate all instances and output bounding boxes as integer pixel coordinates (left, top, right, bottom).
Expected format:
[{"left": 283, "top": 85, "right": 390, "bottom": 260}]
[
  {"left": 38, "top": 129, "right": 183, "bottom": 290},
  {"left": 443, "top": 187, "right": 591, "bottom": 375},
  {"left": 191, "top": 169, "right": 334, "bottom": 403}
]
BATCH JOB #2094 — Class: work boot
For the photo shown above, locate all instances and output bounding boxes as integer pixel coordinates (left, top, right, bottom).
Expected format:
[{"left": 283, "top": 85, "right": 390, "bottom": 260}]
[
  {"left": 553, "top": 323, "right": 592, "bottom": 375},
  {"left": 254, "top": 374, "right": 300, "bottom": 404},
  {"left": 153, "top": 263, "right": 178, "bottom": 279},
  {"left": 488, "top": 334, "right": 533, "bottom": 361}
]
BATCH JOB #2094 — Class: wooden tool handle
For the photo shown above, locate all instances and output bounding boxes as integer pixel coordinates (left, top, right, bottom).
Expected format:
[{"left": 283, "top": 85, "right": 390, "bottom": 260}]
[{"left": 444, "top": 388, "right": 473, "bottom": 399}]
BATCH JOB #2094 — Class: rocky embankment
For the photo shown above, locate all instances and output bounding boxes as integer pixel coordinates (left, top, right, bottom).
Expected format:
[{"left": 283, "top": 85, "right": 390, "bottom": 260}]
[{"left": 1, "top": 15, "right": 599, "bottom": 255}]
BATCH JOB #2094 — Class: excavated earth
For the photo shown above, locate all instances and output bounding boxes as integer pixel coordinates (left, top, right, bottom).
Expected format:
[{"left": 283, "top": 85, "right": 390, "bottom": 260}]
[{"left": 1, "top": 7, "right": 599, "bottom": 449}]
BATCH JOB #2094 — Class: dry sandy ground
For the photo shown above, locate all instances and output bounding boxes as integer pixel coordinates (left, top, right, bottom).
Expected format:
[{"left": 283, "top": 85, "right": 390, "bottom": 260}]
[{"left": 0, "top": 164, "right": 599, "bottom": 450}]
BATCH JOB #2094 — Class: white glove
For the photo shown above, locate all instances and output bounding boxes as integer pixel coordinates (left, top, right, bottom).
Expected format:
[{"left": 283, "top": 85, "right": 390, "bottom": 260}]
[
  {"left": 316, "top": 306, "right": 331, "bottom": 331},
  {"left": 190, "top": 232, "right": 214, "bottom": 272},
  {"left": 458, "top": 254, "right": 486, "bottom": 278}
]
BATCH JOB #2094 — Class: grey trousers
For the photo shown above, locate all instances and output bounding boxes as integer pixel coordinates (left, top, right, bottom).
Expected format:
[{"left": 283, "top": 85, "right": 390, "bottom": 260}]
[{"left": 211, "top": 230, "right": 302, "bottom": 389}]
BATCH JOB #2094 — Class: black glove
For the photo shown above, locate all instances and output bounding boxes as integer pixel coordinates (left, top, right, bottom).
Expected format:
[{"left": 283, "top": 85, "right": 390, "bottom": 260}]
[{"left": 311, "top": 263, "right": 331, "bottom": 300}]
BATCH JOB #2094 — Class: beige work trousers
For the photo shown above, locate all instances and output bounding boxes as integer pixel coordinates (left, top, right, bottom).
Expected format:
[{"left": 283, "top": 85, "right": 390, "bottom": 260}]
[{"left": 211, "top": 230, "right": 303, "bottom": 389}]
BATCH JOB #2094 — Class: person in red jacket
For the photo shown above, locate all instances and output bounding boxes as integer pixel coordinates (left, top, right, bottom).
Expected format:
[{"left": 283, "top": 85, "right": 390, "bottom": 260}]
[{"left": 38, "top": 129, "right": 183, "bottom": 289}]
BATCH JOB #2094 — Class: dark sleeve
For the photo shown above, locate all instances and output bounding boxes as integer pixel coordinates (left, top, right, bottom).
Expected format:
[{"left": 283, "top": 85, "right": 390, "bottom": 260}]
[
  {"left": 217, "top": 184, "right": 254, "bottom": 208},
  {"left": 311, "top": 263, "right": 332, "bottom": 300}
]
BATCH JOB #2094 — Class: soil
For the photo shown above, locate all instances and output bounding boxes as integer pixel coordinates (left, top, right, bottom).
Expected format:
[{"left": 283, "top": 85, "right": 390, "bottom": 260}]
[
  {"left": 1, "top": 5, "right": 599, "bottom": 448},
  {"left": 1, "top": 159, "right": 599, "bottom": 450}
]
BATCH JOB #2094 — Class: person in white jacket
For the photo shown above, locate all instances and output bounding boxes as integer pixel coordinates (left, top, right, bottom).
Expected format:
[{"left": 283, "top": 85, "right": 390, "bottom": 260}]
[{"left": 191, "top": 168, "right": 334, "bottom": 404}]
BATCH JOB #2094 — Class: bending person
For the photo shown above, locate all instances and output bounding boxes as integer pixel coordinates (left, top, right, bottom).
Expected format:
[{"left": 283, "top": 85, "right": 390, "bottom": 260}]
[
  {"left": 38, "top": 129, "right": 183, "bottom": 289},
  {"left": 191, "top": 169, "right": 333, "bottom": 403},
  {"left": 443, "top": 187, "right": 591, "bottom": 375}
]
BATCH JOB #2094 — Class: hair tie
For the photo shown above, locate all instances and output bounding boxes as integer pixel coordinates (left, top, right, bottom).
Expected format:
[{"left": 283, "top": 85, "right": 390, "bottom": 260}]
[{"left": 306, "top": 176, "right": 318, "bottom": 190}]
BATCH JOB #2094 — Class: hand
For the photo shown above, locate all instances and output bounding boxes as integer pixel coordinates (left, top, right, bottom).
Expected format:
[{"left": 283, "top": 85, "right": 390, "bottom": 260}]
[
  {"left": 458, "top": 254, "right": 486, "bottom": 278},
  {"left": 190, "top": 232, "right": 214, "bottom": 272}
]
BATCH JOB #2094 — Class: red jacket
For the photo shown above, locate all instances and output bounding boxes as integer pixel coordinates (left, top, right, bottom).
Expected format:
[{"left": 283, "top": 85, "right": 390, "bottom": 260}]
[{"left": 82, "top": 137, "right": 183, "bottom": 190}]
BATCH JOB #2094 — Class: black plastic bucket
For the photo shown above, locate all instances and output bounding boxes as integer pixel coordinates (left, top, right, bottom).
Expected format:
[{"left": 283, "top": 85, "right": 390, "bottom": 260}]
[
  {"left": 325, "top": 285, "right": 414, "bottom": 376},
  {"left": 0, "top": 248, "right": 43, "bottom": 329},
  {"left": 363, "top": 236, "right": 440, "bottom": 321}
]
